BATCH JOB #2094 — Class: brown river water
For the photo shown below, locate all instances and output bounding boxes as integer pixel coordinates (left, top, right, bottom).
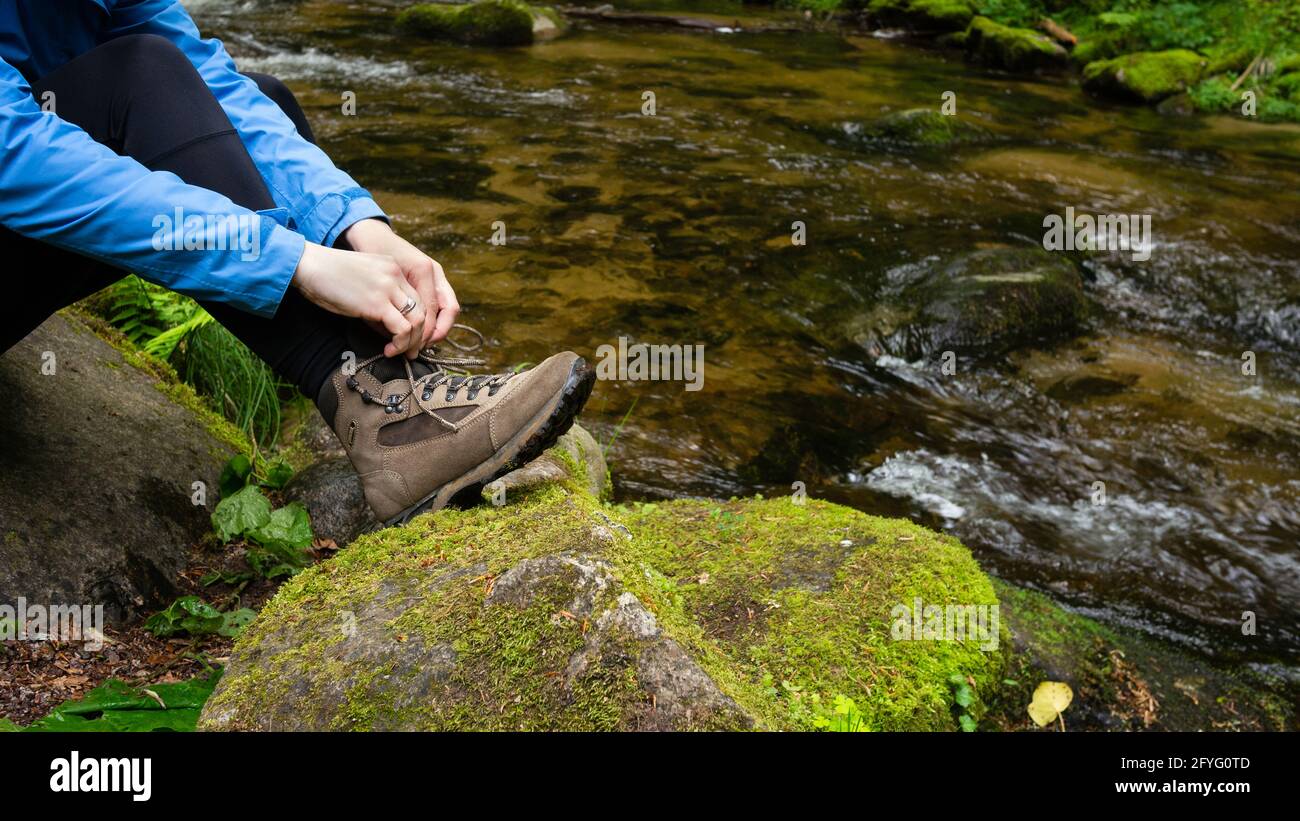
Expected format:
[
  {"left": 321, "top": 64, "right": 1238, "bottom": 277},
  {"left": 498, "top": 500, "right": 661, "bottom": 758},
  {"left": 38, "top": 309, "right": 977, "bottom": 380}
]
[{"left": 191, "top": 0, "right": 1300, "bottom": 673}]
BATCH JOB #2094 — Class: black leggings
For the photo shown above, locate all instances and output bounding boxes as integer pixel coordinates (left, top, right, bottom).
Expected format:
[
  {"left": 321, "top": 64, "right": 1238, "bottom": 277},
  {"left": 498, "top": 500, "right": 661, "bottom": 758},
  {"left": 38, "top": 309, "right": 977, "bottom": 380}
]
[{"left": 0, "top": 34, "right": 363, "bottom": 399}]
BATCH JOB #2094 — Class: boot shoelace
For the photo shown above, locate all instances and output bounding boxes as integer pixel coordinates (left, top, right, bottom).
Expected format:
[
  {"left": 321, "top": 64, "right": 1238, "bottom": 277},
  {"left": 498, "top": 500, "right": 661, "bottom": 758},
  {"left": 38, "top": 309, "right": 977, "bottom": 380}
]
[{"left": 345, "top": 324, "right": 518, "bottom": 431}]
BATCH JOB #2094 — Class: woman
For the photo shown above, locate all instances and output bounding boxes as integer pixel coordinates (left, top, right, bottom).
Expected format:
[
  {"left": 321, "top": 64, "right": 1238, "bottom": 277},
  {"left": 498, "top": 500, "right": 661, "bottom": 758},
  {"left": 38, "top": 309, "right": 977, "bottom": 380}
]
[{"left": 0, "top": 0, "right": 594, "bottom": 523}]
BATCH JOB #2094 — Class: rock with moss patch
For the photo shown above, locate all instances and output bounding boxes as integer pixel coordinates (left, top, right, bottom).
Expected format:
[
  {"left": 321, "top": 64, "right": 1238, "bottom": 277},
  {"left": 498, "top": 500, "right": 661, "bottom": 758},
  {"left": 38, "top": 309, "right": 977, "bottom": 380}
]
[
  {"left": 850, "top": 107, "right": 988, "bottom": 148},
  {"left": 0, "top": 314, "right": 241, "bottom": 624},
  {"left": 964, "top": 16, "right": 1069, "bottom": 73},
  {"left": 866, "top": 0, "right": 976, "bottom": 33},
  {"left": 851, "top": 246, "right": 1089, "bottom": 361},
  {"left": 397, "top": 0, "right": 558, "bottom": 47},
  {"left": 1083, "top": 50, "right": 1207, "bottom": 104},
  {"left": 200, "top": 477, "right": 1005, "bottom": 731},
  {"left": 988, "top": 582, "right": 1295, "bottom": 731}
]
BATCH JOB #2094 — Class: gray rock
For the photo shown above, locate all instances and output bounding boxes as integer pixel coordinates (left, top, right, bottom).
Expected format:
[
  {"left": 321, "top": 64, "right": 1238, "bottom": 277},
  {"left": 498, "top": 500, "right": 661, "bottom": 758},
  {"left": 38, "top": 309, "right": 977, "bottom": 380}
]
[
  {"left": 281, "top": 457, "right": 377, "bottom": 546},
  {"left": 297, "top": 410, "right": 345, "bottom": 459},
  {"left": 0, "top": 314, "right": 237, "bottom": 623},
  {"left": 493, "top": 423, "right": 609, "bottom": 502},
  {"left": 852, "top": 245, "right": 1089, "bottom": 360},
  {"left": 201, "top": 548, "right": 749, "bottom": 731}
]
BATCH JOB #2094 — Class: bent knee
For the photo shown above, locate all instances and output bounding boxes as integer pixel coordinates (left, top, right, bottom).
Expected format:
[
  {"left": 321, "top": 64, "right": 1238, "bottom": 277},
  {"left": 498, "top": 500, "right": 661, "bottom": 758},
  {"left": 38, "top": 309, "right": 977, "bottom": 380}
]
[{"left": 102, "top": 34, "right": 196, "bottom": 80}]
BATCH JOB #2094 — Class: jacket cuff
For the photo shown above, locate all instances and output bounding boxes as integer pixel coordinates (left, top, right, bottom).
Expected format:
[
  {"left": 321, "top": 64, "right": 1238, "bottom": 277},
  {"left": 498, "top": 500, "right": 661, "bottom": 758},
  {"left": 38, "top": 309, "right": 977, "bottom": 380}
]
[{"left": 298, "top": 187, "right": 388, "bottom": 249}]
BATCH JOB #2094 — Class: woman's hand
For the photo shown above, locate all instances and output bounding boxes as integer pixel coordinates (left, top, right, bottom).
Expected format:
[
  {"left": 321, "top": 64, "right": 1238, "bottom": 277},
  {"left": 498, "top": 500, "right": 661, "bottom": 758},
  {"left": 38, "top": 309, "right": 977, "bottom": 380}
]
[
  {"left": 291, "top": 242, "right": 426, "bottom": 359},
  {"left": 340, "top": 219, "right": 460, "bottom": 349}
]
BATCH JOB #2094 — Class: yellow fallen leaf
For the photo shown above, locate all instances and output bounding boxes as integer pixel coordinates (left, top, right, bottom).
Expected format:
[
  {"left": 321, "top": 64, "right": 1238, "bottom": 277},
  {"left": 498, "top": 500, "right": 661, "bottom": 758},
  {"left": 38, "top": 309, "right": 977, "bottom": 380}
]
[{"left": 1028, "top": 681, "right": 1073, "bottom": 727}]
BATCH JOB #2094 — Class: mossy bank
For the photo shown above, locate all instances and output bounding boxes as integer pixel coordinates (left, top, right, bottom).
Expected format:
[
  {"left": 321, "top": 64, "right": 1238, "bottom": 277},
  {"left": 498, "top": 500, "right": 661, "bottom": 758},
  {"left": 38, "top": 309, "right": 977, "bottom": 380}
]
[{"left": 834, "top": 0, "right": 1300, "bottom": 122}]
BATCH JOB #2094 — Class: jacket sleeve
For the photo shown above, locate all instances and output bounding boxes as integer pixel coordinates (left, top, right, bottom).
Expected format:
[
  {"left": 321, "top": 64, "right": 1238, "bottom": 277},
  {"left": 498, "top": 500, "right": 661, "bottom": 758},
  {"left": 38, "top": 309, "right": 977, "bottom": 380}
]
[
  {"left": 0, "top": 55, "right": 305, "bottom": 317},
  {"left": 106, "top": 0, "right": 388, "bottom": 248}
]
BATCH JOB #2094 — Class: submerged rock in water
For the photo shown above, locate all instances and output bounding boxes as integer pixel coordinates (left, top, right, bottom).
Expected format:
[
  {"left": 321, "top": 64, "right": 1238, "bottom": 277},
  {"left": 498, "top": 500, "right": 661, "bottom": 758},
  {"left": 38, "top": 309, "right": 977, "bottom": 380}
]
[
  {"left": 964, "top": 16, "right": 1069, "bottom": 73},
  {"left": 1083, "top": 50, "right": 1207, "bottom": 104},
  {"left": 396, "top": 0, "right": 559, "bottom": 47},
  {"left": 200, "top": 477, "right": 1005, "bottom": 731},
  {"left": 855, "top": 246, "right": 1089, "bottom": 361},
  {"left": 863, "top": 0, "right": 977, "bottom": 33},
  {"left": 849, "top": 108, "right": 988, "bottom": 148},
  {"left": 990, "top": 582, "right": 1294, "bottom": 731},
  {"left": 0, "top": 314, "right": 241, "bottom": 624}
]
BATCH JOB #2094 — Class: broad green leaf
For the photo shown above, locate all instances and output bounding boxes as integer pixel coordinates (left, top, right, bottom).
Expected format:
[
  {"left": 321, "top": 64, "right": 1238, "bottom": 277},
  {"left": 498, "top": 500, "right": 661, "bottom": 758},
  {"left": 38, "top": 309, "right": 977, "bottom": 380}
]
[
  {"left": 211, "top": 485, "right": 272, "bottom": 543},
  {"left": 250, "top": 502, "right": 312, "bottom": 551},
  {"left": 218, "top": 608, "right": 257, "bottom": 637},
  {"left": 218, "top": 454, "right": 253, "bottom": 498},
  {"left": 15, "top": 671, "right": 221, "bottom": 732}
]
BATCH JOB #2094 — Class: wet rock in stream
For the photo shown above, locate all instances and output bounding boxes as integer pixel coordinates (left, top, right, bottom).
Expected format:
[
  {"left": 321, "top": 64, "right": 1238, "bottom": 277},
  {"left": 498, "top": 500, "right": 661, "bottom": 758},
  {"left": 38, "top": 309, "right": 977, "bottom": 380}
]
[{"left": 852, "top": 245, "right": 1090, "bottom": 361}]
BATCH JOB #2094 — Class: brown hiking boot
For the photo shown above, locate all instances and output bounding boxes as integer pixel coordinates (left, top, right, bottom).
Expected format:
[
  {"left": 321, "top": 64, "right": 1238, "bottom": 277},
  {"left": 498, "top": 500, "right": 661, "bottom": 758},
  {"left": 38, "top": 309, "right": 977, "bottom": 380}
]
[{"left": 319, "top": 327, "right": 595, "bottom": 525}]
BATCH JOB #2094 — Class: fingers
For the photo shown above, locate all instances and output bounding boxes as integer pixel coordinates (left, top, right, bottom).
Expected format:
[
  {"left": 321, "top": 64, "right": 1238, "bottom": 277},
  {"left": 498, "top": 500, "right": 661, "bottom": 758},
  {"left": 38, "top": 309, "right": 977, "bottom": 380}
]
[
  {"left": 391, "top": 279, "right": 425, "bottom": 359},
  {"left": 429, "top": 260, "right": 461, "bottom": 343},
  {"left": 378, "top": 304, "right": 413, "bottom": 359},
  {"left": 408, "top": 258, "right": 439, "bottom": 349}
]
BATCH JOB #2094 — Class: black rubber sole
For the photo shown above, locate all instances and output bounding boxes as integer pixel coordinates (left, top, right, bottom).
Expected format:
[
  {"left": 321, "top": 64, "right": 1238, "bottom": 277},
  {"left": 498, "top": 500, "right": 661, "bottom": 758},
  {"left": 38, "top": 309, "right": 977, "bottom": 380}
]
[{"left": 383, "top": 357, "right": 597, "bottom": 526}]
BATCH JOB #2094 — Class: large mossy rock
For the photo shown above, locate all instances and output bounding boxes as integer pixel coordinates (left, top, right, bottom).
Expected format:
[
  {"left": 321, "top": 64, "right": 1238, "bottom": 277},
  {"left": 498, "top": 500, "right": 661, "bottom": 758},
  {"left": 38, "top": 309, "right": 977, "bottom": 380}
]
[
  {"left": 397, "top": 0, "right": 554, "bottom": 47},
  {"left": 865, "top": 0, "right": 976, "bottom": 33},
  {"left": 1082, "top": 50, "right": 1207, "bottom": 104},
  {"left": 964, "top": 16, "right": 1069, "bottom": 73},
  {"left": 853, "top": 246, "right": 1089, "bottom": 361},
  {"left": 200, "top": 477, "right": 1005, "bottom": 731},
  {"left": 0, "top": 314, "right": 242, "bottom": 623}
]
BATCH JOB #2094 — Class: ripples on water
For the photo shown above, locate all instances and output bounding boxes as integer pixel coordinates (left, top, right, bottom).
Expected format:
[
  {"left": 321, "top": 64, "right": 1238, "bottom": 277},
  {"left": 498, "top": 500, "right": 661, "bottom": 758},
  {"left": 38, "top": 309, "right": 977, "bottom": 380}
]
[{"left": 193, "top": 0, "right": 1300, "bottom": 666}]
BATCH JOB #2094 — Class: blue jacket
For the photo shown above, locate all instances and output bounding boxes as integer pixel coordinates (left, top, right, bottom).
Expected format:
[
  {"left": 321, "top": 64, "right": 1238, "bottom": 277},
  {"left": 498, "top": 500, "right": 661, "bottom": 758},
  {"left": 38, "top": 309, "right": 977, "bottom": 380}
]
[{"left": 0, "top": 0, "right": 386, "bottom": 316}]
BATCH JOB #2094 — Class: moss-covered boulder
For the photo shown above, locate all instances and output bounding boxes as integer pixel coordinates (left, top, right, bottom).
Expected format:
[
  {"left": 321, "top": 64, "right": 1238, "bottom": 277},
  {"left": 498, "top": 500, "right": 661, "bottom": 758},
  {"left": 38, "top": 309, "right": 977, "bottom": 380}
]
[
  {"left": 851, "top": 107, "right": 988, "bottom": 148},
  {"left": 964, "top": 16, "right": 1069, "bottom": 73},
  {"left": 397, "top": 0, "right": 552, "bottom": 47},
  {"left": 0, "top": 313, "right": 244, "bottom": 625},
  {"left": 865, "top": 0, "right": 977, "bottom": 33},
  {"left": 852, "top": 245, "right": 1089, "bottom": 361},
  {"left": 1082, "top": 50, "right": 1207, "bottom": 104},
  {"left": 200, "top": 475, "right": 1006, "bottom": 731}
]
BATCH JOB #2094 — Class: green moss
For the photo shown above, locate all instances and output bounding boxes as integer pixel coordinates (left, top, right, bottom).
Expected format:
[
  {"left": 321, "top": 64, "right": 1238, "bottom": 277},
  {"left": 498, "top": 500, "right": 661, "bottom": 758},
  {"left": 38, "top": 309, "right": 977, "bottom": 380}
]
[
  {"left": 65, "top": 308, "right": 250, "bottom": 461},
  {"left": 205, "top": 478, "right": 1006, "bottom": 731},
  {"left": 965, "top": 16, "right": 1069, "bottom": 72},
  {"left": 617, "top": 498, "right": 1005, "bottom": 730},
  {"left": 397, "top": 1, "right": 536, "bottom": 47},
  {"left": 1082, "top": 49, "right": 1207, "bottom": 103},
  {"left": 867, "top": 0, "right": 977, "bottom": 32},
  {"left": 857, "top": 108, "right": 987, "bottom": 147}
]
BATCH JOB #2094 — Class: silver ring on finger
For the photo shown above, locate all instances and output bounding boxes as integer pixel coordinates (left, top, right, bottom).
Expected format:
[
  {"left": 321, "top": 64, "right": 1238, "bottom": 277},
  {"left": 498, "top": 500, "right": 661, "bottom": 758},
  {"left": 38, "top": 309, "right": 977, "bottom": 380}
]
[{"left": 400, "top": 295, "right": 419, "bottom": 316}]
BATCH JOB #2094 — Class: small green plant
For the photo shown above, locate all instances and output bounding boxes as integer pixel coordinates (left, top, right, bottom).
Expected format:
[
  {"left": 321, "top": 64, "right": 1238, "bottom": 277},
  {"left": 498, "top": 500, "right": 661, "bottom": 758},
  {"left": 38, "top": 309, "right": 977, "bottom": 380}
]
[
  {"left": 949, "top": 673, "right": 978, "bottom": 731},
  {"left": 218, "top": 453, "right": 295, "bottom": 497},
  {"left": 811, "top": 694, "right": 871, "bottom": 732},
  {"left": 709, "top": 507, "right": 745, "bottom": 532},
  {"left": 143, "top": 596, "right": 255, "bottom": 639},
  {"left": 100, "top": 276, "right": 290, "bottom": 447},
  {"left": 211, "top": 483, "right": 314, "bottom": 579}
]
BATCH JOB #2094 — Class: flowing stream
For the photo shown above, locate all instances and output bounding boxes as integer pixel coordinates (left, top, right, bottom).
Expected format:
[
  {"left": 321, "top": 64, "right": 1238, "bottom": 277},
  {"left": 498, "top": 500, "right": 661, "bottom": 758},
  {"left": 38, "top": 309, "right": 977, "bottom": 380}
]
[{"left": 193, "top": 0, "right": 1300, "bottom": 672}]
